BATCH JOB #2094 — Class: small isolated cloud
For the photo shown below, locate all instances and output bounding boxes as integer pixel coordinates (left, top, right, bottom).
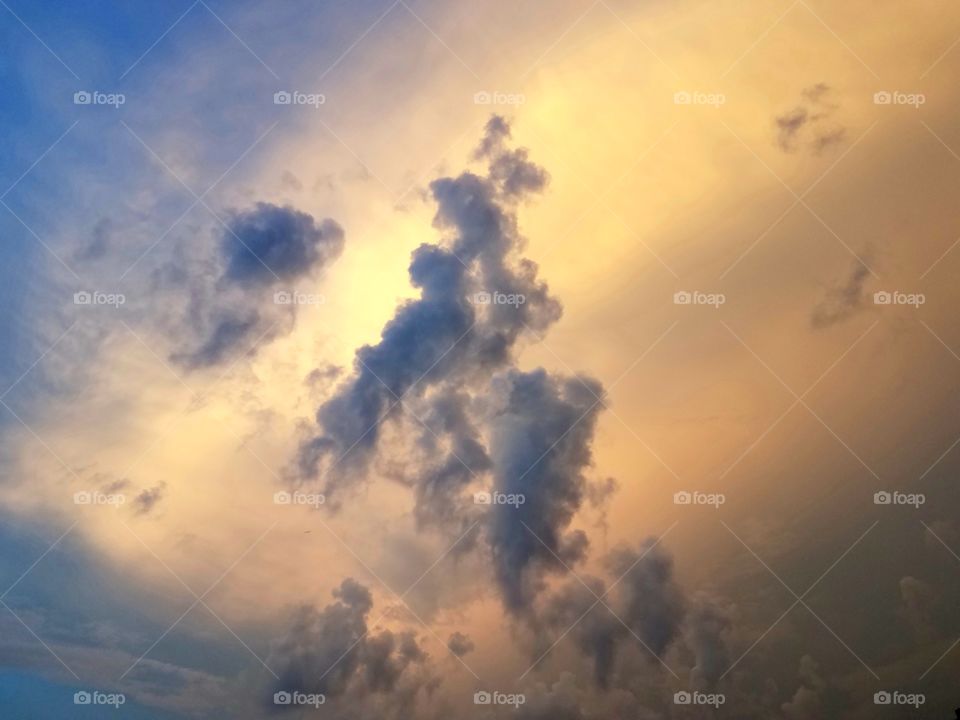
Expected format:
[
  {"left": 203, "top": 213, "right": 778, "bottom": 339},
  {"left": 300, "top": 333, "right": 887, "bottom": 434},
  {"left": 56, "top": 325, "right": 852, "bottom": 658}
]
[
  {"left": 775, "top": 84, "right": 846, "bottom": 155},
  {"left": 810, "top": 254, "right": 872, "bottom": 328},
  {"left": 170, "top": 202, "right": 344, "bottom": 369},
  {"left": 132, "top": 482, "right": 167, "bottom": 516},
  {"left": 446, "top": 631, "right": 475, "bottom": 657}
]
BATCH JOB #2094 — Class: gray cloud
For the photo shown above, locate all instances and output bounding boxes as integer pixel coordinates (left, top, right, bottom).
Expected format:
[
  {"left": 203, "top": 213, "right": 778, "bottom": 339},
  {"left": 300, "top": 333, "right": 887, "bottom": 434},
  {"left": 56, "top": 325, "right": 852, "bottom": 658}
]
[
  {"left": 606, "top": 540, "right": 686, "bottom": 659},
  {"left": 488, "top": 369, "right": 603, "bottom": 612},
  {"left": 775, "top": 84, "right": 846, "bottom": 155},
  {"left": 446, "top": 632, "right": 475, "bottom": 657},
  {"left": 295, "top": 116, "right": 560, "bottom": 513},
  {"left": 810, "top": 255, "right": 872, "bottom": 328},
  {"left": 685, "top": 597, "right": 732, "bottom": 689},
  {"left": 538, "top": 576, "right": 624, "bottom": 688},
  {"left": 170, "top": 202, "right": 344, "bottom": 369},
  {"left": 269, "top": 578, "right": 431, "bottom": 714},
  {"left": 131, "top": 482, "right": 166, "bottom": 516}
]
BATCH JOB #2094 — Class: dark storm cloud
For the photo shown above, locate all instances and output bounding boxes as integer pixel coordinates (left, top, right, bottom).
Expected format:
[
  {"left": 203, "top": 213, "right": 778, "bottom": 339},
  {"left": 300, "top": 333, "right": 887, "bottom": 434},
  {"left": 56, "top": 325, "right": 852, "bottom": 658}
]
[
  {"left": 539, "top": 577, "right": 624, "bottom": 688},
  {"left": 221, "top": 203, "right": 343, "bottom": 286},
  {"left": 170, "top": 202, "right": 344, "bottom": 369},
  {"left": 291, "top": 119, "right": 692, "bottom": 690},
  {"left": 296, "top": 116, "right": 560, "bottom": 501},
  {"left": 810, "top": 255, "right": 872, "bottom": 328},
  {"left": 531, "top": 542, "right": 691, "bottom": 690},
  {"left": 488, "top": 369, "right": 603, "bottom": 612},
  {"left": 775, "top": 84, "right": 846, "bottom": 155},
  {"left": 606, "top": 540, "right": 685, "bottom": 658},
  {"left": 446, "top": 632, "right": 475, "bottom": 657},
  {"left": 270, "top": 578, "right": 429, "bottom": 711}
]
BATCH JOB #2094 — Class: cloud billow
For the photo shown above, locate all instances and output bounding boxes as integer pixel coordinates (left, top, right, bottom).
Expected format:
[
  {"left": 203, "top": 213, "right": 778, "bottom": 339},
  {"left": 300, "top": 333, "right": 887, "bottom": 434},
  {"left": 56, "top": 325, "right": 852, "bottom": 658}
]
[{"left": 170, "top": 202, "right": 344, "bottom": 369}]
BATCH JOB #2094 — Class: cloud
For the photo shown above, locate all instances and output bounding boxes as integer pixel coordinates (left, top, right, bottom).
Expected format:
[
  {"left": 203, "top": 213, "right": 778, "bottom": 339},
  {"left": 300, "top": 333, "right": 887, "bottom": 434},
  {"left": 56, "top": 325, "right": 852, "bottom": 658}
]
[
  {"left": 170, "top": 202, "right": 344, "bottom": 369},
  {"left": 446, "top": 632, "right": 475, "bottom": 657},
  {"left": 810, "top": 255, "right": 872, "bottom": 328},
  {"left": 605, "top": 540, "right": 685, "bottom": 659},
  {"left": 269, "top": 578, "right": 431, "bottom": 714},
  {"left": 538, "top": 576, "right": 624, "bottom": 688},
  {"left": 684, "top": 597, "right": 732, "bottom": 689},
  {"left": 295, "top": 116, "right": 560, "bottom": 507},
  {"left": 220, "top": 203, "right": 343, "bottom": 286},
  {"left": 779, "top": 655, "right": 850, "bottom": 720},
  {"left": 488, "top": 369, "right": 604, "bottom": 612},
  {"left": 131, "top": 482, "right": 166, "bottom": 516},
  {"left": 532, "top": 540, "right": 690, "bottom": 690},
  {"left": 775, "top": 84, "right": 846, "bottom": 155}
]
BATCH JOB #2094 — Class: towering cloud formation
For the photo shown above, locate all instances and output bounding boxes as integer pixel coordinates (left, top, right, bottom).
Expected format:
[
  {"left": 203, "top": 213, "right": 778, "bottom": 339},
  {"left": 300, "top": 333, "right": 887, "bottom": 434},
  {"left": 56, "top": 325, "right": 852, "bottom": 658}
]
[
  {"left": 296, "top": 117, "right": 560, "bottom": 498},
  {"left": 171, "top": 202, "right": 344, "bottom": 369},
  {"left": 293, "top": 117, "right": 621, "bottom": 615},
  {"left": 281, "top": 119, "right": 694, "bottom": 715},
  {"left": 488, "top": 369, "right": 602, "bottom": 612}
]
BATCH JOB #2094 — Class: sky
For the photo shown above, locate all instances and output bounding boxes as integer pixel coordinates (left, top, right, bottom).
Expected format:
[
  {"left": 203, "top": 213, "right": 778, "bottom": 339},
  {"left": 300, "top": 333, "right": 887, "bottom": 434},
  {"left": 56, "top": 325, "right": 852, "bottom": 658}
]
[{"left": 1, "top": 0, "right": 960, "bottom": 718}]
